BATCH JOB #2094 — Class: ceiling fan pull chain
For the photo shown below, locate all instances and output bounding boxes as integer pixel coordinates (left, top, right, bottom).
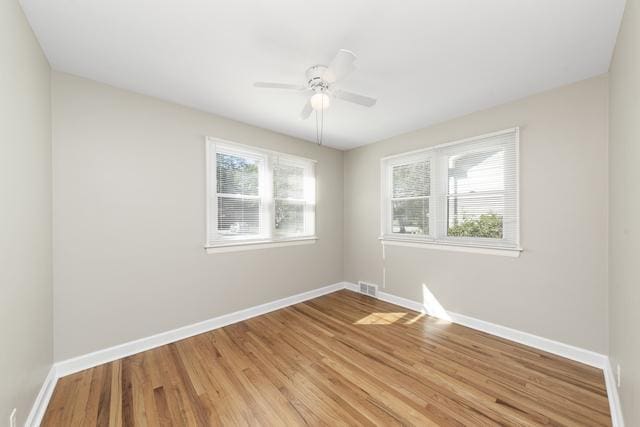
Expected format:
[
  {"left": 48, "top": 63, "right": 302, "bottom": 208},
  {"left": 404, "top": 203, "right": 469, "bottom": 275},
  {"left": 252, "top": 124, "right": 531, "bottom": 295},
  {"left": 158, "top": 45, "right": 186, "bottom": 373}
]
[
  {"left": 320, "top": 98, "right": 324, "bottom": 146},
  {"left": 315, "top": 109, "right": 319, "bottom": 144},
  {"left": 315, "top": 96, "right": 324, "bottom": 145}
]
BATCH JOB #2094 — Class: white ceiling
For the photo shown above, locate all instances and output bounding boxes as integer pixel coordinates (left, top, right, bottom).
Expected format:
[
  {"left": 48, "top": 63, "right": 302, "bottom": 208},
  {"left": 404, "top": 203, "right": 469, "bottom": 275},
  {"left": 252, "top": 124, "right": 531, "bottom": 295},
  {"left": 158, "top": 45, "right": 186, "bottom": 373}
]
[{"left": 21, "top": 0, "right": 625, "bottom": 150}]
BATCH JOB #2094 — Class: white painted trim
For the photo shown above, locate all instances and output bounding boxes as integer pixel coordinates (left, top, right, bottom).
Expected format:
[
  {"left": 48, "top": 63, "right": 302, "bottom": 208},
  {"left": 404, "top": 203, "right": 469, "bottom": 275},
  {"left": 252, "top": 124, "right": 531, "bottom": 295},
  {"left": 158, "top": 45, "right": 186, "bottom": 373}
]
[
  {"left": 375, "top": 275, "right": 620, "bottom": 425},
  {"left": 55, "top": 282, "right": 348, "bottom": 377},
  {"left": 448, "top": 311, "right": 607, "bottom": 368},
  {"left": 344, "top": 282, "right": 359, "bottom": 292},
  {"left": 379, "top": 127, "right": 521, "bottom": 252},
  {"left": 206, "top": 136, "right": 317, "bottom": 248},
  {"left": 345, "top": 282, "right": 607, "bottom": 369},
  {"left": 380, "top": 237, "right": 522, "bottom": 257},
  {"left": 604, "top": 359, "right": 625, "bottom": 427},
  {"left": 205, "top": 236, "right": 317, "bottom": 253},
  {"left": 25, "top": 365, "right": 57, "bottom": 427},
  {"left": 32, "top": 281, "right": 620, "bottom": 426}
]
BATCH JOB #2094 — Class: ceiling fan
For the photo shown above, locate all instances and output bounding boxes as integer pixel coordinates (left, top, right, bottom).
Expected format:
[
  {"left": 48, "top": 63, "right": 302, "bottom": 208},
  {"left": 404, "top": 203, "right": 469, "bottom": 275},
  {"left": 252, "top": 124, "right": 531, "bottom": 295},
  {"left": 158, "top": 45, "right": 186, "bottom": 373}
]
[{"left": 253, "top": 49, "right": 377, "bottom": 120}]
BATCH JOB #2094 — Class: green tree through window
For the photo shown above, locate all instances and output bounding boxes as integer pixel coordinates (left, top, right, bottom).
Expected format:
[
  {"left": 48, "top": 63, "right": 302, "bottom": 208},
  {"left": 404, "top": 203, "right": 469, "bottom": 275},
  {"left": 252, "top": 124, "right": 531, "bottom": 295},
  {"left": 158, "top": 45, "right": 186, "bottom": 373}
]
[{"left": 448, "top": 213, "right": 503, "bottom": 239}]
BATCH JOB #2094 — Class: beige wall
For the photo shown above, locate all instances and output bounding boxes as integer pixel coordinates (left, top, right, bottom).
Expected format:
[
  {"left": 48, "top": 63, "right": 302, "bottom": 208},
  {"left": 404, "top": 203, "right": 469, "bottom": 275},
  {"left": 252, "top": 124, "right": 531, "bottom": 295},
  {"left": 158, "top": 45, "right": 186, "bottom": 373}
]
[
  {"left": 52, "top": 72, "right": 344, "bottom": 361},
  {"left": 344, "top": 76, "right": 609, "bottom": 353},
  {"left": 0, "top": 1, "right": 52, "bottom": 425},
  {"left": 609, "top": 0, "right": 640, "bottom": 424}
]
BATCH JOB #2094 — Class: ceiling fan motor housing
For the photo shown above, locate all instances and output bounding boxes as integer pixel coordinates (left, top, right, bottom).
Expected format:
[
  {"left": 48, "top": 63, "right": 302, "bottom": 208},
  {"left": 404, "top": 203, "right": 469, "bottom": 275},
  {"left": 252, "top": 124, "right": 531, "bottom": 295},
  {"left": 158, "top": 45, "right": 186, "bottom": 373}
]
[{"left": 306, "top": 65, "right": 330, "bottom": 92}]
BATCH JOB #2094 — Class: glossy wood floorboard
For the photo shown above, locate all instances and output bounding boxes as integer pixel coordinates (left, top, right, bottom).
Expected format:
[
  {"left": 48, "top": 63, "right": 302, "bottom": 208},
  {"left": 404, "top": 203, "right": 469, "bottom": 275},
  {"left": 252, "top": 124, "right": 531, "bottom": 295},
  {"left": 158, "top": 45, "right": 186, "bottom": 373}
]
[{"left": 42, "top": 290, "right": 611, "bottom": 426}]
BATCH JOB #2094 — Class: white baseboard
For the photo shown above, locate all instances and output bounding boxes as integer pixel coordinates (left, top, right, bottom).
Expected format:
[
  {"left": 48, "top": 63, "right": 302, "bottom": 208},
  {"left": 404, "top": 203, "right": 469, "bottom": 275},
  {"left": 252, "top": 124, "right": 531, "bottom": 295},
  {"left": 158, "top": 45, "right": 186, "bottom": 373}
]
[
  {"left": 55, "top": 282, "right": 349, "bottom": 377},
  {"left": 346, "top": 283, "right": 624, "bottom": 425},
  {"left": 604, "top": 359, "right": 625, "bottom": 427},
  {"left": 25, "top": 365, "right": 57, "bottom": 427},
  {"left": 448, "top": 310, "right": 608, "bottom": 368},
  {"left": 31, "top": 281, "right": 622, "bottom": 426},
  {"left": 351, "top": 283, "right": 608, "bottom": 369}
]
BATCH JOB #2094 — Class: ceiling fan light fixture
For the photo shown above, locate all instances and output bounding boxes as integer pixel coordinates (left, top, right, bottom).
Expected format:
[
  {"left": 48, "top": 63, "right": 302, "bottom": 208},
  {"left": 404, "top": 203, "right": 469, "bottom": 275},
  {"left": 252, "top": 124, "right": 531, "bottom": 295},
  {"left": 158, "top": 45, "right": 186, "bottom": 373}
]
[{"left": 310, "top": 93, "right": 330, "bottom": 111}]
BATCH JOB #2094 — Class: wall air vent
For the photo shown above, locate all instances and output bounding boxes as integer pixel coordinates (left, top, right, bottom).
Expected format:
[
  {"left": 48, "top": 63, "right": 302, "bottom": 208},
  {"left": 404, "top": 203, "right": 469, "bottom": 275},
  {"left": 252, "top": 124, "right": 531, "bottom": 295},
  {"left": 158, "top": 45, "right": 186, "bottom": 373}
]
[{"left": 357, "top": 281, "right": 378, "bottom": 297}]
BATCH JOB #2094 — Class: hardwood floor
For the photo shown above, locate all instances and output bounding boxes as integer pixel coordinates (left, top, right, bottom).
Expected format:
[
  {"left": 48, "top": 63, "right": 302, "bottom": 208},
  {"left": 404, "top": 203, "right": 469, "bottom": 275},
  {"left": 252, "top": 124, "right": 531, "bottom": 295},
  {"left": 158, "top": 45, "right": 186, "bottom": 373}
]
[{"left": 42, "top": 290, "right": 612, "bottom": 426}]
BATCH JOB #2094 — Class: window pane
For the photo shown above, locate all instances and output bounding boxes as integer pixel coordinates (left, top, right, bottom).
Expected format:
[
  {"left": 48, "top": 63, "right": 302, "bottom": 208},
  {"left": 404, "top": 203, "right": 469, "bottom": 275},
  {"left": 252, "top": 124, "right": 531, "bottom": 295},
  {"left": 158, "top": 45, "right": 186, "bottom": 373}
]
[
  {"left": 274, "top": 164, "right": 304, "bottom": 199},
  {"left": 447, "top": 195, "right": 504, "bottom": 238},
  {"left": 217, "top": 197, "right": 260, "bottom": 235},
  {"left": 448, "top": 147, "right": 504, "bottom": 195},
  {"left": 275, "top": 200, "right": 305, "bottom": 235},
  {"left": 216, "top": 153, "right": 260, "bottom": 196},
  {"left": 392, "top": 198, "right": 429, "bottom": 235},
  {"left": 393, "top": 161, "right": 430, "bottom": 198}
]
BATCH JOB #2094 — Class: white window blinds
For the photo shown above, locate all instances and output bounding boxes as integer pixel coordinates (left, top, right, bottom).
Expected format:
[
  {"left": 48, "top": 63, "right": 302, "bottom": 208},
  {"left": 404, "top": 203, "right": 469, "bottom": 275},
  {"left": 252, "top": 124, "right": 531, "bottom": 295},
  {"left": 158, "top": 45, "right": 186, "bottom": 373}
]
[
  {"left": 391, "top": 160, "right": 431, "bottom": 236},
  {"left": 441, "top": 131, "right": 518, "bottom": 244},
  {"left": 207, "top": 138, "right": 316, "bottom": 247},
  {"left": 274, "top": 162, "right": 307, "bottom": 236},
  {"left": 216, "top": 152, "right": 263, "bottom": 237},
  {"left": 382, "top": 128, "right": 519, "bottom": 249}
]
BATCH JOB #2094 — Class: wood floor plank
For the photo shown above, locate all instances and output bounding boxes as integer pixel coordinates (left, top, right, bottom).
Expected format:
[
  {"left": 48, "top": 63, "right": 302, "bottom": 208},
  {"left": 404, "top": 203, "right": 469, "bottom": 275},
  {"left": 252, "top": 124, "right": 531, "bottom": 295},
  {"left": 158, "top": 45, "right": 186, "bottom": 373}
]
[
  {"left": 82, "top": 364, "right": 106, "bottom": 425},
  {"left": 42, "top": 290, "right": 612, "bottom": 426},
  {"left": 108, "top": 359, "right": 123, "bottom": 427}
]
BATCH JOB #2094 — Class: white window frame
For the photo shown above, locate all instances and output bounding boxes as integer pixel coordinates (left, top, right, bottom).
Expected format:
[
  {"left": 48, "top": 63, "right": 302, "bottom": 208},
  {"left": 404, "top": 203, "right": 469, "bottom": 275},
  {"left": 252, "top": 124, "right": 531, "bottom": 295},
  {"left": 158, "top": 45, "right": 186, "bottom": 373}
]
[
  {"left": 206, "top": 137, "right": 317, "bottom": 253},
  {"left": 380, "top": 128, "right": 521, "bottom": 257},
  {"left": 383, "top": 151, "right": 435, "bottom": 239},
  {"left": 273, "top": 157, "right": 316, "bottom": 238}
]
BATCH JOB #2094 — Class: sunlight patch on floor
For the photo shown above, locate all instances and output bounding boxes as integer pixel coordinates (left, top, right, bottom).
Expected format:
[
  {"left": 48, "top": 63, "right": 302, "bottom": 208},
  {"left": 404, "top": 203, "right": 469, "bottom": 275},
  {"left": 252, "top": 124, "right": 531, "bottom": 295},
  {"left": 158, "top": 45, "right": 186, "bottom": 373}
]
[
  {"left": 403, "top": 313, "right": 426, "bottom": 324},
  {"left": 354, "top": 312, "right": 407, "bottom": 325}
]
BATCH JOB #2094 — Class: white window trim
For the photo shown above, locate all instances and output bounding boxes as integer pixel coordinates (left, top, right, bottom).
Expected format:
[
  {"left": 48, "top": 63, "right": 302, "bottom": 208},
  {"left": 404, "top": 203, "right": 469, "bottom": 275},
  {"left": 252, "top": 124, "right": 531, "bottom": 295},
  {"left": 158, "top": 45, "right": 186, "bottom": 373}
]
[
  {"left": 206, "top": 236, "right": 318, "bottom": 254},
  {"left": 379, "top": 128, "right": 521, "bottom": 256},
  {"left": 379, "top": 237, "right": 521, "bottom": 257},
  {"left": 383, "top": 151, "right": 435, "bottom": 238},
  {"left": 205, "top": 137, "right": 317, "bottom": 252}
]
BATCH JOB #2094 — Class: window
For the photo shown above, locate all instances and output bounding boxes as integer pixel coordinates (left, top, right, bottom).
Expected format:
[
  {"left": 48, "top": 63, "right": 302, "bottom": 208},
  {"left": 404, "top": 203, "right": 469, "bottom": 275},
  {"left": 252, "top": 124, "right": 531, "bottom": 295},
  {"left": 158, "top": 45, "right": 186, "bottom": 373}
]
[
  {"left": 274, "top": 162, "right": 309, "bottom": 236},
  {"left": 216, "top": 151, "right": 263, "bottom": 238},
  {"left": 206, "top": 138, "right": 316, "bottom": 250},
  {"left": 381, "top": 128, "right": 519, "bottom": 254},
  {"left": 391, "top": 158, "right": 431, "bottom": 236}
]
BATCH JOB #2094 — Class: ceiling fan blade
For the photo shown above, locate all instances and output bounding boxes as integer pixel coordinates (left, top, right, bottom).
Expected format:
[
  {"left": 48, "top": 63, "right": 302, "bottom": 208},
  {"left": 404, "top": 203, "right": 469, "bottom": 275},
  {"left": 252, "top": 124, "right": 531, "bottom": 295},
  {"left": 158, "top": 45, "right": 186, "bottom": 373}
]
[
  {"left": 254, "top": 82, "right": 306, "bottom": 91},
  {"left": 333, "top": 90, "right": 377, "bottom": 107},
  {"left": 323, "top": 49, "right": 357, "bottom": 83},
  {"left": 300, "top": 101, "right": 313, "bottom": 120}
]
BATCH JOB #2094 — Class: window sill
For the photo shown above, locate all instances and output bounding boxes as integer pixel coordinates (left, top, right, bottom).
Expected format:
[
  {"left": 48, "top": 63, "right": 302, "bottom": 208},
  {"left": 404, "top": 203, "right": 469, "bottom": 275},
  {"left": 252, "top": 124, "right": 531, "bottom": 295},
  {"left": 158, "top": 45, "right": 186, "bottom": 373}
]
[
  {"left": 206, "top": 236, "right": 318, "bottom": 254},
  {"left": 379, "top": 237, "right": 522, "bottom": 258}
]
